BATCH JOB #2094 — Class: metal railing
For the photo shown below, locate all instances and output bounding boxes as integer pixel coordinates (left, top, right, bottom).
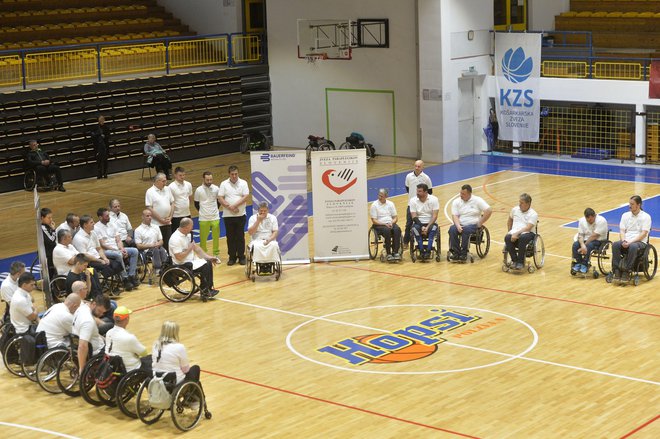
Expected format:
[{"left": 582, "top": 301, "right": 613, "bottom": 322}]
[
  {"left": 647, "top": 108, "right": 660, "bottom": 165},
  {"left": 0, "top": 32, "right": 264, "bottom": 89}
]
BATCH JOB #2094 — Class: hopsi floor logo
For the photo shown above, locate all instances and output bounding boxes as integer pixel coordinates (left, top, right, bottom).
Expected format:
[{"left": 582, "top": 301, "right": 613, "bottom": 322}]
[
  {"left": 317, "top": 308, "right": 481, "bottom": 365},
  {"left": 501, "top": 46, "right": 533, "bottom": 84}
]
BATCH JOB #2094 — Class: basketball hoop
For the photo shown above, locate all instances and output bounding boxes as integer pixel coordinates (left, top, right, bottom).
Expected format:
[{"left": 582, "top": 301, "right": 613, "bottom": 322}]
[{"left": 305, "top": 53, "right": 328, "bottom": 64}]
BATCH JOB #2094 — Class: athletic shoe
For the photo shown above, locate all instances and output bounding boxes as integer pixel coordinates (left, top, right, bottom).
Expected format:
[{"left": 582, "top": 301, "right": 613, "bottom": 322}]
[
  {"left": 393, "top": 253, "right": 401, "bottom": 261},
  {"left": 207, "top": 289, "right": 219, "bottom": 297},
  {"left": 459, "top": 255, "right": 468, "bottom": 262},
  {"left": 131, "top": 276, "right": 140, "bottom": 288},
  {"left": 226, "top": 259, "right": 236, "bottom": 266},
  {"left": 621, "top": 272, "right": 629, "bottom": 282},
  {"left": 57, "top": 186, "right": 66, "bottom": 192},
  {"left": 580, "top": 264, "right": 588, "bottom": 274},
  {"left": 572, "top": 263, "right": 581, "bottom": 272},
  {"left": 239, "top": 257, "right": 246, "bottom": 265},
  {"left": 515, "top": 262, "right": 524, "bottom": 270},
  {"left": 122, "top": 278, "right": 133, "bottom": 292},
  {"left": 386, "top": 254, "right": 394, "bottom": 262}
]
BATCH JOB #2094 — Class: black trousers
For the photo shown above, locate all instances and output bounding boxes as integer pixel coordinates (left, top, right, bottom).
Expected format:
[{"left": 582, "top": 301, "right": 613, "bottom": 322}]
[
  {"left": 96, "top": 147, "right": 108, "bottom": 178},
  {"left": 193, "top": 261, "right": 214, "bottom": 291},
  {"left": 151, "top": 155, "right": 172, "bottom": 177},
  {"left": 159, "top": 225, "right": 172, "bottom": 250},
  {"left": 34, "top": 164, "right": 63, "bottom": 186},
  {"left": 223, "top": 215, "right": 246, "bottom": 260}
]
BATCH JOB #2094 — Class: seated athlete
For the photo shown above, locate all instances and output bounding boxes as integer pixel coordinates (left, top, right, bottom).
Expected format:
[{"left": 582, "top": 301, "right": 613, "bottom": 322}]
[
  {"left": 571, "top": 207, "right": 608, "bottom": 274},
  {"left": 409, "top": 183, "right": 439, "bottom": 260},
  {"left": 370, "top": 188, "right": 402, "bottom": 262},
  {"left": 247, "top": 202, "right": 280, "bottom": 267}
]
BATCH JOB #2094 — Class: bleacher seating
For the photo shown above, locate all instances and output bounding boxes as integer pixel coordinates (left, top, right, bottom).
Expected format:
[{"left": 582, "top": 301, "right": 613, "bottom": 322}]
[{"left": 0, "top": 66, "right": 271, "bottom": 193}]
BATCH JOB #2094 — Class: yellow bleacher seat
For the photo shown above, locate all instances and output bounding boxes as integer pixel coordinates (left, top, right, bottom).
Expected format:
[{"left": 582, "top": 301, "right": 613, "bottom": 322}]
[
  {"left": 607, "top": 12, "right": 623, "bottom": 18},
  {"left": 32, "top": 10, "right": 45, "bottom": 16},
  {"left": 591, "top": 12, "right": 607, "bottom": 18},
  {"left": 561, "top": 11, "right": 578, "bottom": 17},
  {"left": 622, "top": 12, "right": 638, "bottom": 18},
  {"left": 638, "top": 12, "right": 654, "bottom": 18},
  {"left": 576, "top": 12, "right": 592, "bottom": 17}
]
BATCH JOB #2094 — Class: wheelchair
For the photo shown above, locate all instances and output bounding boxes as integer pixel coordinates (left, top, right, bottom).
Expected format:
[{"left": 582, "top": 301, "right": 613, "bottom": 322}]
[
  {"left": 570, "top": 231, "right": 612, "bottom": 279},
  {"left": 55, "top": 334, "right": 89, "bottom": 397},
  {"left": 446, "top": 226, "right": 491, "bottom": 263},
  {"left": 2, "top": 326, "right": 26, "bottom": 377},
  {"left": 409, "top": 224, "right": 441, "bottom": 263},
  {"left": 239, "top": 131, "right": 273, "bottom": 154},
  {"left": 80, "top": 352, "right": 117, "bottom": 406},
  {"left": 136, "top": 372, "right": 212, "bottom": 431},
  {"left": 159, "top": 260, "right": 210, "bottom": 302},
  {"left": 116, "top": 367, "right": 152, "bottom": 418},
  {"left": 305, "top": 135, "right": 335, "bottom": 163},
  {"left": 49, "top": 275, "right": 68, "bottom": 303},
  {"left": 36, "top": 344, "right": 70, "bottom": 393},
  {"left": 245, "top": 243, "right": 282, "bottom": 281},
  {"left": 368, "top": 225, "right": 404, "bottom": 262},
  {"left": 338, "top": 132, "right": 376, "bottom": 160},
  {"left": 23, "top": 166, "right": 58, "bottom": 192},
  {"left": 605, "top": 242, "right": 657, "bottom": 286},
  {"left": 502, "top": 224, "right": 545, "bottom": 273},
  {"left": 136, "top": 251, "right": 154, "bottom": 285}
]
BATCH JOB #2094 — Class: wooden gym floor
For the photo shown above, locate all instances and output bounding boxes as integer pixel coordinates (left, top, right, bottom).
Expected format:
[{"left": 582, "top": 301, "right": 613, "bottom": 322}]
[{"left": 0, "top": 153, "right": 658, "bottom": 438}]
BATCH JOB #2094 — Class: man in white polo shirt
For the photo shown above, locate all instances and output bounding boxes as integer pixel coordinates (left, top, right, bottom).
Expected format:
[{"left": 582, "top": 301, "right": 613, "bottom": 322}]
[
  {"left": 247, "top": 202, "right": 280, "bottom": 269},
  {"left": 72, "top": 215, "right": 123, "bottom": 282},
  {"left": 95, "top": 207, "right": 138, "bottom": 290},
  {"left": 109, "top": 199, "right": 134, "bottom": 248},
  {"left": 370, "top": 188, "right": 402, "bottom": 261},
  {"left": 409, "top": 183, "right": 440, "bottom": 260},
  {"left": 571, "top": 207, "right": 609, "bottom": 274},
  {"left": 169, "top": 166, "right": 193, "bottom": 232},
  {"left": 36, "top": 293, "right": 81, "bottom": 348},
  {"left": 169, "top": 218, "right": 219, "bottom": 299},
  {"left": 52, "top": 229, "right": 80, "bottom": 276},
  {"left": 56, "top": 213, "right": 80, "bottom": 237},
  {"left": 404, "top": 160, "right": 433, "bottom": 245},
  {"left": 504, "top": 193, "right": 538, "bottom": 270},
  {"left": 611, "top": 195, "right": 653, "bottom": 281},
  {"left": 448, "top": 184, "right": 492, "bottom": 262},
  {"left": 10, "top": 273, "right": 39, "bottom": 335},
  {"left": 134, "top": 209, "right": 169, "bottom": 275},
  {"left": 218, "top": 165, "right": 250, "bottom": 266},
  {"left": 194, "top": 171, "right": 221, "bottom": 259},
  {"left": 105, "top": 306, "right": 151, "bottom": 371},
  {"left": 145, "top": 173, "right": 174, "bottom": 249},
  {"left": 1, "top": 261, "right": 25, "bottom": 321},
  {"left": 72, "top": 293, "right": 110, "bottom": 374}
]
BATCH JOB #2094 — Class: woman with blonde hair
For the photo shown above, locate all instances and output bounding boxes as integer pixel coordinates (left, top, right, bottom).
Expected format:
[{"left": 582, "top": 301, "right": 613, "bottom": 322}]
[{"left": 152, "top": 320, "right": 199, "bottom": 383}]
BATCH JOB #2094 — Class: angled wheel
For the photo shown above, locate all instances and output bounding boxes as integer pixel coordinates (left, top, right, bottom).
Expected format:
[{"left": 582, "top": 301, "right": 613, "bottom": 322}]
[
  {"left": 136, "top": 378, "right": 166, "bottom": 425},
  {"left": 80, "top": 354, "right": 105, "bottom": 406},
  {"left": 239, "top": 134, "right": 249, "bottom": 153},
  {"left": 36, "top": 347, "right": 68, "bottom": 393},
  {"left": 171, "top": 381, "right": 205, "bottom": 431},
  {"left": 643, "top": 244, "right": 657, "bottom": 280},
  {"left": 245, "top": 248, "right": 253, "bottom": 279},
  {"left": 368, "top": 228, "right": 379, "bottom": 260},
  {"left": 24, "top": 169, "right": 37, "bottom": 191},
  {"left": 597, "top": 241, "right": 613, "bottom": 276},
  {"left": 2, "top": 335, "right": 24, "bottom": 377},
  {"left": 533, "top": 235, "right": 545, "bottom": 269},
  {"left": 117, "top": 369, "right": 150, "bottom": 418},
  {"left": 29, "top": 256, "right": 41, "bottom": 279},
  {"left": 475, "top": 227, "right": 490, "bottom": 258},
  {"left": 435, "top": 230, "right": 442, "bottom": 262},
  {"left": 338, "top": 141, "right": 352, "bottom": 150},
  {"left": 159, "top": 266, "right": 195, "bottom": 302},
  {"left": 275, "top": 252, "right": 282, "bottom": 281},
  {"left": 49, "top": 276, "right": 68, "bottom": 303},
  {"left": 136, "top": 253, "right": 148, "bottom": 283},
  {"left": 56, "top": 353, "right": 80, "bottom": 396}
]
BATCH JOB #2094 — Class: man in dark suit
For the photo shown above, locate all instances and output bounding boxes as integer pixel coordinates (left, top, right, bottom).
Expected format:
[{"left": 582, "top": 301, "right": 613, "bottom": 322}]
[
  {"left": 26, "top": 139, "right": 65, "bottom": 191},
  {"left": 90, "top": 115, "right": 111, "bottom": 179}
]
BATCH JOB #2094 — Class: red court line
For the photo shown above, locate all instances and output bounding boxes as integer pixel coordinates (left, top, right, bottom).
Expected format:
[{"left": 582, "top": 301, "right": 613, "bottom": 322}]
[
  {"left": 330, "top": 264, "right": 660, "bottom": 318},
  {"left": 619, "top": 414, "right": 659, "bottom": 438},
  {"left": 201, "top": 369, "right": 481, "bottom": 438}
]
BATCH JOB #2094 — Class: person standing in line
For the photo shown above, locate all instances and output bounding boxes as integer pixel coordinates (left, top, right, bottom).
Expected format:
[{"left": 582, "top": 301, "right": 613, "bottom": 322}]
[
  {"left": 169, "top": 166, "right": 194, "bottom": 232},
  {"left": 218, "top": 165, "right": 250, "bottom": 265},
  {"left": 403, "top": 160, "right": 432, "bottom": 245},
  {"left": 194, "top": 171, "right": 221, "bottom": 259},
  {"left": 145, "top": 173, "right": 175, "bottom": 249}
]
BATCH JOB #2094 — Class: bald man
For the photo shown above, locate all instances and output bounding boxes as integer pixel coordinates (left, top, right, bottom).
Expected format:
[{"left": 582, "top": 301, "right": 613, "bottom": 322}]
[{"left": 37, "top": 293, "right": 81, "bottom": 348}]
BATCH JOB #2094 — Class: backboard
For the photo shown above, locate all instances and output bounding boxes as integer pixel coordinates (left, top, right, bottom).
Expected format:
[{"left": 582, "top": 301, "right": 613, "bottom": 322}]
[{"left": 297, "top": 19, "right": 356, "bottom": 60}]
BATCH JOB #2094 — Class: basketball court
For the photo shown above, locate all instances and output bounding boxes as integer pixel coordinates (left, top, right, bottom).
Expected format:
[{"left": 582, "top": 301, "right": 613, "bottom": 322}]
[{"left": 0, "top": 153, "right": 658, "bottom": 438}]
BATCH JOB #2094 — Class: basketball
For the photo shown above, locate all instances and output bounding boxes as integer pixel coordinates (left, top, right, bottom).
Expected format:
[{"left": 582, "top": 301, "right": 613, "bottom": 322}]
[{"left": 355, "top": 334, "right": 438, "bottom": 364}]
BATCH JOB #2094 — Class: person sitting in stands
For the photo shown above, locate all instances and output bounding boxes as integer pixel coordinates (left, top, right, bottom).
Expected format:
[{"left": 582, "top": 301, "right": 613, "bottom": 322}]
[
  {"left": 144, "top": 134, "right": 172, "bottom": 179},
  {"left": 26, "top": 139, "right": 65, "bottom": 191}
]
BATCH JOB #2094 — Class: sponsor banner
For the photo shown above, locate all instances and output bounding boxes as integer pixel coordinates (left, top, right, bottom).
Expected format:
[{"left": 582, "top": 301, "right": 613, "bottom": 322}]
[
  {"left": 250, "top": 151, "right": 310, "bottom": 263},
  {"left": 310, "top": 149, "right": 369, "bottom": 261},
  {"left": 494, "top": 32, "right": 542, "bottom": 142},
  {"left": 650, "top": 60, "right": 660, "bottom": 99}
]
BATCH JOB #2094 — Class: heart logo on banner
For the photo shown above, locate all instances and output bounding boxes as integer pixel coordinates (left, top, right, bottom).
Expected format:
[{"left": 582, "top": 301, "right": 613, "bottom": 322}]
[{"left": 321, "top": 169, "right": 357, "bottom": 195}]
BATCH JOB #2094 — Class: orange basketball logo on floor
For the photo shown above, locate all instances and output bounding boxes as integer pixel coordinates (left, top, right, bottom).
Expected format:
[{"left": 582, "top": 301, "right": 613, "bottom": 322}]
[{"left": 354, "top": 334, "right": 438, "bottom": 363}]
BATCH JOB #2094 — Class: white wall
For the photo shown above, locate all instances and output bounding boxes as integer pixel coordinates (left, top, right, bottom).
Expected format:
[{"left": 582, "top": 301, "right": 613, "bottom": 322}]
[
  {"left": 267, "top": 0, "right": 419, "bottom": 158},
  {"left": 528, "top": 0, "right": 570, "bottom": 31},
  {"left": 157, "top": 0, "right": 242, "bottom": 35}
]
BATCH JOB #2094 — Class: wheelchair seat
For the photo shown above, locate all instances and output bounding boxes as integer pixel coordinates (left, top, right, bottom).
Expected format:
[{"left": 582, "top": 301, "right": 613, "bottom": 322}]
[{"left": 502, "top": 222, "right": 544, "bottom": 273}]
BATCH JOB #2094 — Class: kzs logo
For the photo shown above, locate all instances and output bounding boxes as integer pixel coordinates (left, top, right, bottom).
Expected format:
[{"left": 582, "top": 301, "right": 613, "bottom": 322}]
[
  {"left": 502, "top": 47, "right": 533, "bottom": 83},
  {"left": 322, "top": 169, "right": 357, "bottom": 195}
]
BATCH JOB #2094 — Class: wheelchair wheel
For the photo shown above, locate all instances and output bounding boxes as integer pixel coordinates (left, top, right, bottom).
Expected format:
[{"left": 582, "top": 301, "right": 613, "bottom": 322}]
[
  {"left": 171, "top": 381, "right": 205, "bottom": 431},
  {"left": 29, "top": 256, "right": 41, "bottom": 278},
  {"left": 597, "top": 241, "right": 613, "bottom": 276},
  {"left": 23, "top": 169, "right": 37, "bottom": 191},
  {"left": 136, "top": 378, "right": 166, "bottom": 425},
  {"left": 49, "top": 276, "right": 68, "bottom": 303},
  {"left": 435, "top": 230, "right": 442, "bottom": 262},
  {"left": 56, "top": 353, "right": 81, "bottom": 396},
  {"left": 136, "top": 253, "right": 149, "bottom": 283},
  {"left": 475, "top": 227, "right": 490, "bottom": 259},
  {"left": 36, "top": 347, "right": 68, "bottom": 394},
  {"left": 368, "top": 228, "right": 379, "bottom": 260},
  {"left": 2, "top": 335, "right": 24, "bottom": 377},
  {"left": 159, "top": 266, "right": 195, "bottom": 302},
  {"left": 239, "top": 134, "right": 250, "bottom": 153},
  {"left": 338, "top": 141, "right": 353, "bottom": 150},
  {"left": 643, "top": 244, "right": 657, "bottom": 280},
  {"left": 117, "top": 369, "right": 150, "bottom": 419},
  {"left": 98, "top": 271, "right": 119, "bottom": 296},
  {"left": 245, "top": 249, "right": 253, "bottom": 279},
  {"left": 80, "top": 354, "right": 105, "bottom": 406},
  {"left": 532, "top": 235, "right": 545, "bottom": 269}
]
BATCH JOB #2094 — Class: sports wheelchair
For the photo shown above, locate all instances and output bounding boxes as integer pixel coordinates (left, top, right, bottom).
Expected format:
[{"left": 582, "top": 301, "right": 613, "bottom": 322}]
[
  {"left": 605, "top": 241, "right": 657, "bottom": 286},
  {"left": 570, "top": 231, "right": 612, "bottom": 279},
  {"left": 338, "top": 132, "right": 376, "bottom": 160},
  {"left": 36, "top": 343, "right": 70, "bottom": 393},
  {"left": 159, "top": 259, "right": 213, "bottom": 302},
  {"left": 409, "top": 224, "right": 441, "bottom": 263},
  {"left": 136, "top": 372, "right": 212, "bottom": 431},
  {"left": 306, "top": 135, "right": 335, "bottom": 163},
  {"left": 23, "top": 155, "right": 59, "bottom": 192},
  {"left": 368, "top": 225, "right": 404, "bottom": 262},
  {"left": 240, "top": 131, "right": 273, "bottom": 154},
  {"left": 446, "top": 226, "right": 491, "bottom": 263},
  {"left": 502, "top": 224, "right": 545, "bottom": 273},
  {"left": 245, "top": 243, "right": 282, "bottom": 281}
]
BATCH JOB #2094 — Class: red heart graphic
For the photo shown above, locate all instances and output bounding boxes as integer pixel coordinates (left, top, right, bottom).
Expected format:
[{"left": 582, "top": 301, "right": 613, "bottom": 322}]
[{"left": 322, "top": 169, "right": 357, "bottom": 195}]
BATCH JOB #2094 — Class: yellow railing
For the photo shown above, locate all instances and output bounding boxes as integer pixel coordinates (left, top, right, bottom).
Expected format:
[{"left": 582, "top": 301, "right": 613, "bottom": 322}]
[
  {"left": 100, "top": 43, "right": 166, "bottom": 76},
  {"left": 232, "top": 34, "right": 261, "bottom": 63},
  {"left": 0, "top": 54, "right": 22, "bottom": 86},
  {"left": 25, "top": 48, "right": 97, "bottom": 84},
  {"left": 593, "top": 61, "right": 643, "bottom": 80},
  {"left": 647, "top": 111, "right": 660, "bottom": 164},
  {"left": 169, "top": 37, "right": 228, "bottom": 69},
  {"left": 541, "top": 60, "right": 588, "bottom": 78}
]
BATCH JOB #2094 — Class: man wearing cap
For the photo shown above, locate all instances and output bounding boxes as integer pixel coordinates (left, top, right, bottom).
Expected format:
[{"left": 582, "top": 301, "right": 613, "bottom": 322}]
[
  {"left": 36, "top": 293, "right": 81, "bottom": 348},
  {"left": 104, "top": 306, "right": 151, "bottom": 371}
]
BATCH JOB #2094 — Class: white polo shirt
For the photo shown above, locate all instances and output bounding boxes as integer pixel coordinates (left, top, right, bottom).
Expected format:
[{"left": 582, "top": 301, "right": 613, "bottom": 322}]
[
  {"left": 194, "top": 184, "right": 220, "bottom": 222},
  {"left": 218, "top": 178, "right": 249, "bottom": 217},
  {"left": 409, "top": 195, "right": 440, "bottom": 224},
  {"left": 53, "top": 243, "right": 78, "bottom": 275},
  {"left": 508, "top": 206, "right": 539, "bottom": 235},
  {"left": 248, "top": 213, "right": 278, "bottom": 241},
  {"left": 405, "top": 171, "right": 432, "bottom": 199},
  {"left": 451, "top": 195, "right": 490, "bottom": 226},
  {"left": 105, "top": 326, "right": 145, "bottom": 372},
  {"left": 152, "top": 341, "right": 189, "bottom": 384},
  {"left": 370, "top": 199, "right": 397, "bottom": 225},
  {"left": 169, "top": 180, "right": 193, "bottom": 218},
  {"left": 145, "top": 185, "right": 174, "bottom": 227},
  {"left": 94, "top": 221, "right": 120, "bottom": 251},
  {"left": 10, "top": 287, "right": 34, "bottom": 334},
  {"left": 1, "top": 275, "right": 18, "bottom": 303},
  {"left": 620, "top": 210, "right": 652, "bottom": 242},
  {"left": 56, "top": 222, "right": 75, "bottom": 236},
  {"left": 37, "top": 302, "right": 73, "bottom": 348},
  {"left": 72, "top": 229, "right": 102, "bottom": 259},
  {"left": 72, "top": 302, "right": 104, "bottom": 354},
  {"left": 577, "top": 214, "right": 609, "bottom": 242},
  {"left": 169, "top": 229, "right": 205, "bottom": 269},
  {"left": 109, "top": 211, "right": 132, "bottom": 241},
  {"left": 134, "top": 223, "right": 163, "bottom": 246}
]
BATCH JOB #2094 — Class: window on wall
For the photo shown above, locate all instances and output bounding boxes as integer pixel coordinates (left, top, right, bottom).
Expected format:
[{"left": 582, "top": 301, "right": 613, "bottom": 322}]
[
  {"left": 494, "top": 0, "right": 527, "bottom": 31},
  {"left": 244, "top": 0, "right": 265, "bottom": 33}
]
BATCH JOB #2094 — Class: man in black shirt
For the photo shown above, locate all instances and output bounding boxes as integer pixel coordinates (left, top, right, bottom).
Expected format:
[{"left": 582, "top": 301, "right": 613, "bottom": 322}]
[
  {"left": 90, "top": 115, "right": 111, "bottom": 179},
  {"left": 27, "top": 140, "right": 65, "bottom": 191}
]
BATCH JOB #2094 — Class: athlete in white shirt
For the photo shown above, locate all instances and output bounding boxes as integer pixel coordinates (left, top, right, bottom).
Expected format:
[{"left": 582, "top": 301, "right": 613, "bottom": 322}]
[
  {"left": 409, "top": 183, "right": 439, "bottom": 259},
  {"left": 247, "top": 202, "right": 280, "bottom": 269},
  {"left": 194, "top": 171, "right": 221, "bottom": 258},
  {"left": 134, "top": 209, "right": 169, "bottom": 274},
  {"left": 52, "top": 230, "right": 80, "bottom": 275},
  {"left": 109, "top": 199, "right": 134, "bottom": 247},
  {"left": 145, "top": 173, "right": 175, "bottom": 248},
  {"left": 105, "top": 306, "right": 150, "bottom": 371},
  {"left": 152, "top": 321, "right": 200, "bottom": 384},
  {"left": 504, "top": 193, "right": 538, "bottom": 270},
  {"left": 404, "top": 160, "right": 433, "bottom": 245},
  {"left": 1, "top": 261, "right": 25, "bottom": 321},
  {"left": 218, "top": 165, "right": 250, "bottom": 265},
  {"left": 72, "top": 294, "right": 110, "bottom": 374},
  {"left": 571, "top": 208, "right": 609, "bottom": 274},
  {"left": 9, "top": 273, "right": 39, "bottom": 334},
  {"left": 612, "top": 195, "right": 653, "bottom": 280},
  {"left": 36, "top": 293, "right": 81, "bottom": 348},
  {"left": 169, "top": 167, "right": 194, "bottom": 231},
  {"left": 370, "top": 188, "right": 402, "bottom": 261},
  {"left": 448, "top": 184, "right": 492, "bottom": 262}
]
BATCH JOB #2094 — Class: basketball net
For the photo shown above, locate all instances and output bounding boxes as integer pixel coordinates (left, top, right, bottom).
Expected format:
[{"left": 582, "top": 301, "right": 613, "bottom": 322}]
[{"left": 305, "top": 52, "right": 328, "bottom": 64}]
